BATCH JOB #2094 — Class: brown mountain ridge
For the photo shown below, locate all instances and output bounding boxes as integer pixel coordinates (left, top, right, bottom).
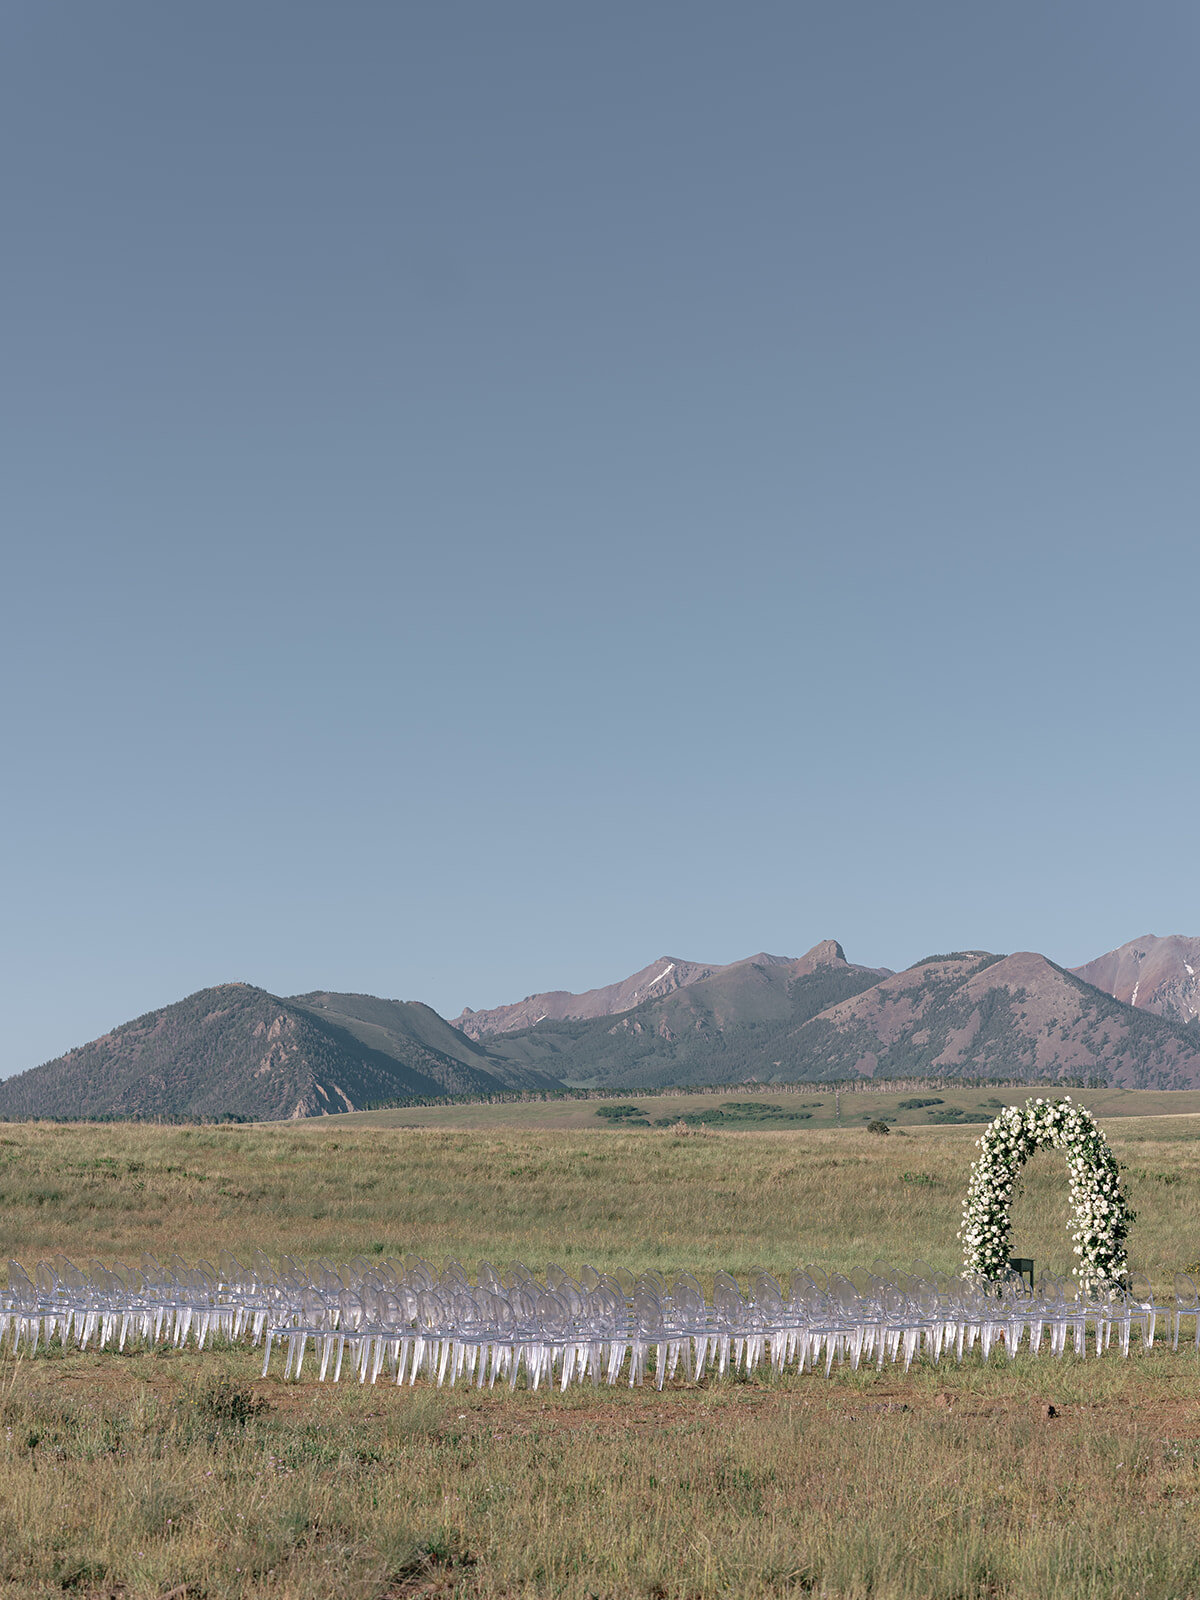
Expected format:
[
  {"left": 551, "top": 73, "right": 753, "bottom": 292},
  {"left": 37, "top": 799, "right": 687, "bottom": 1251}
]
[
  {"left": 0, "top": 985, "right": 557, "bottom": 1123},
  {"left": 786, "top": 950, "right": 1200, "bottom": 1089},
  {"left": 483, "top": 946, "right": 1200, "bottom": 1091},
  {"left": 453, "top": 955, "right": 729, "bottom": 1038},
  {"left": 455, "top": 940, "right": 892, "bottom": 1039},
  {"left": 7, "top": 936, "right": 1200, "bottom": 1121},
  {"left": 1071, "top": 934, "right": 1200, "bottom": 1030}
]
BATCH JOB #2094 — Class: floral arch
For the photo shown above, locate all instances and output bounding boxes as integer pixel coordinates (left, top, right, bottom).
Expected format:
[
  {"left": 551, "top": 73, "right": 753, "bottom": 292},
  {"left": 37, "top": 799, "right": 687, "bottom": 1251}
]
[{"left": 959, "top": 1097, "right": 1133, "bottom": 1288}]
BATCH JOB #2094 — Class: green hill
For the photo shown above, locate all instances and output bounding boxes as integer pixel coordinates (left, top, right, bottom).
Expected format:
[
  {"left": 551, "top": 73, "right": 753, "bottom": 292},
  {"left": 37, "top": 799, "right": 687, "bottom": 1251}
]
[
  {"left": 284, "top": 990, "right": 553, "bottom": 1090},
  {"left": 0, "top": 984, "right": 557, "bottom": 1122}
]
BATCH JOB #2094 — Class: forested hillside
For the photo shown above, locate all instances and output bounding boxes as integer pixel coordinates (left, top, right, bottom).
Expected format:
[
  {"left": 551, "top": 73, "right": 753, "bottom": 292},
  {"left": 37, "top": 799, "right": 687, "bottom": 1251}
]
[
  {"left": 484, "top": 959, "right": 885, "bottom": 1087},
  {"left": 0, "top": 985, "right": 554, "bottom": 1122},
  {"left": 8, "top": 942, "right": 1200, "bottom": 1122}
]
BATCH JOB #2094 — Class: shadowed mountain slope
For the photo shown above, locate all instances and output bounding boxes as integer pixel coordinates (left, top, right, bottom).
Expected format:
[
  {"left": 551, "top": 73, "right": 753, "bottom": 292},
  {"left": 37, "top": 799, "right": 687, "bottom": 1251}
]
[
  {"left": 484, "top": 948, "right": 1200, "bottom": 1091},
  {"left": 483, "top": 942, "right": 888, "bottom": 1088},
  {"left": 286, "top": 990, "right": 553, "bottom": 1088},
  {"left": 9, "top": 939, "right": 1199, "bottom": 1121},
  {"left": 0, "top": 985, "right": 558, "bottom": 1122},
  {"left": 1071, "top": 935, "right": 1200, "bottom": 1029}
]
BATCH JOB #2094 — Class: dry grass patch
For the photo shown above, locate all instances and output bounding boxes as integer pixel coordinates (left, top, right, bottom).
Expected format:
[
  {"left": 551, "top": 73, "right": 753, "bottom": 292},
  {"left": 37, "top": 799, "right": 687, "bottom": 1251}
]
[
  {"left": 3, "top": 1346, "right": 1200, "bottom": 1597},
  {"left": 1, "top": 1117, "right": 1199, "bottom": 1286},
  {"left": 0, "top": 1117, "right": 1199, "bottom": 1594}
]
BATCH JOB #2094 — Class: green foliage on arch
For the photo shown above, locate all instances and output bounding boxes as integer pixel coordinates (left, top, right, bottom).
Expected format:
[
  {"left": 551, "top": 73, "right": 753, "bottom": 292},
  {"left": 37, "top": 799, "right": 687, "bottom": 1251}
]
[{"left": 959, "top": 1097, "right": 1134, "bottom": 1288}]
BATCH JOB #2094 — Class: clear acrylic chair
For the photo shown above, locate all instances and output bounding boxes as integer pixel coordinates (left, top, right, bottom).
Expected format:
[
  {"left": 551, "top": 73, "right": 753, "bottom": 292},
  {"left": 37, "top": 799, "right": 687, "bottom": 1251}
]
[{"left": 1173, "top": 1272, "right": 1200, "bottom": 1350}]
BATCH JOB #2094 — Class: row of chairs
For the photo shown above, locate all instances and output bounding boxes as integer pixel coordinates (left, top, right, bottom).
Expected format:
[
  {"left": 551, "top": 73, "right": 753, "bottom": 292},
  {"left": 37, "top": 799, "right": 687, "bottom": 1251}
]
[{"left": 2, "top": 1253, "right": 1196, "bottom": 1390}]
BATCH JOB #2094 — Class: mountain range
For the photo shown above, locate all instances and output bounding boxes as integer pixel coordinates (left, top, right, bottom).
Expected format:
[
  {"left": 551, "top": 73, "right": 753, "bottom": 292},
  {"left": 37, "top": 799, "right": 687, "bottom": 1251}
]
[
  {"left": 1070, "top": 934, "right": 1200, "bottom": 1030},
  {"left": 477, "top": 942, "right": 1200, "bottom": 1092},
  {"left": 451, "top": 942, "right": 893, "bottom": 1037},
  {"left": 0, "top": 986, "right": 558, "bottom": 1123},
  {"left": 3, "top": 934, "right": 1200, "bottom": 1121}
]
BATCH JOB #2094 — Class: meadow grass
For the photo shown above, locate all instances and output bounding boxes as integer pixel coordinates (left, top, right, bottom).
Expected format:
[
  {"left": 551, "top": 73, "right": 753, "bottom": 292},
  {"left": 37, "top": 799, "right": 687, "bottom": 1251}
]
[
  {"left": 331, "top": 1084, "right": 1200, "bottom": 1134},
  {"left": 2, "top": 1115, "right": 1200, "bottom": 1596},
  {"left": 2, "top": 1115, "right": 1199, "bottom": 1283}
]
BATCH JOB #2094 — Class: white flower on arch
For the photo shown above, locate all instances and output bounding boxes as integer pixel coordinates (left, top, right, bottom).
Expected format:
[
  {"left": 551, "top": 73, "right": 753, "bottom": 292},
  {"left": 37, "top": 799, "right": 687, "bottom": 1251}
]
[{"left": 958, "top": 1096, "right": 1133, "bottom": 1289}]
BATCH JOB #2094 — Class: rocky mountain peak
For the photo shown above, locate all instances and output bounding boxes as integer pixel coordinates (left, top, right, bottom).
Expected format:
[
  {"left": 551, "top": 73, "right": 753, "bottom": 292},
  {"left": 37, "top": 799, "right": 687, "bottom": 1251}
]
[
  {"left": 1071, "top": 934, "right": 1200, "bottom": 1029},
  {"left": 802, "top": 939, "right": 847, "bottom": 966}
]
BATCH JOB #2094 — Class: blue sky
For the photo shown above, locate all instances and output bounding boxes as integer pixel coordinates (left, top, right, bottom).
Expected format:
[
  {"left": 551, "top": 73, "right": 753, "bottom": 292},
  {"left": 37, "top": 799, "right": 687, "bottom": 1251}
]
[{"left": 3, "top": 3, "right": 1198, "bottom": 1075}]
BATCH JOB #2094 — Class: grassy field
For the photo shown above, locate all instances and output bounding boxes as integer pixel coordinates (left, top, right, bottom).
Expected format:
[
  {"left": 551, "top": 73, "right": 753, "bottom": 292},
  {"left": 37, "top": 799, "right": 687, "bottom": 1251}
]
[
  {"left": 336, "top": 1084, "right": 1200, "bottom": 1133},
  {"left": 2, "top": 1112, "right": 1200, "bottom": 1597}
]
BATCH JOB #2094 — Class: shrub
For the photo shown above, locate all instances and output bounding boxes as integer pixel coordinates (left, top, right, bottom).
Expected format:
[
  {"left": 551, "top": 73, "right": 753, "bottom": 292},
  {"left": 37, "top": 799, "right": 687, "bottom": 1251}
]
[
  {"left": 190, "top": 1377, "right": 270, "bottom": 1426},
  {"left": 595, "top": 1104, "right": 650, "bottom": 1124}
]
